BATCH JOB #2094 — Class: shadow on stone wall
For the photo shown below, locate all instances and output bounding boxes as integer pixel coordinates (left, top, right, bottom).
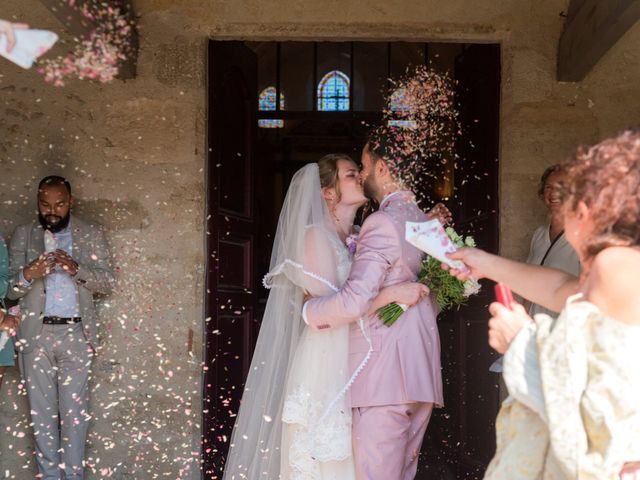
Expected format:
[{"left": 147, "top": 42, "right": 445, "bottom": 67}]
[{"left": 74, "top": 199, "right": 151, "bottom": 231}]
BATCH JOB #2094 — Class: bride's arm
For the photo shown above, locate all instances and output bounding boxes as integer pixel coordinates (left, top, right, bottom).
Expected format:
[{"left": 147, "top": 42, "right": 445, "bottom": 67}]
[
  {"left": 300, "top": 227, "right": 343, "bottom": 298},
  {"left": 366, "top": 282, "right": 429, "bottom": 316},
  {"left": 304, "top": 213, "right": 401, "bottom": 330}
]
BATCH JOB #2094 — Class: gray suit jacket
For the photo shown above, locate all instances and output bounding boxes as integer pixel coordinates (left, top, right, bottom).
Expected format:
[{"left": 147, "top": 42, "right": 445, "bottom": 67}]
[{"left": 7, "top": 216, "right": 115, "bottom": 353}]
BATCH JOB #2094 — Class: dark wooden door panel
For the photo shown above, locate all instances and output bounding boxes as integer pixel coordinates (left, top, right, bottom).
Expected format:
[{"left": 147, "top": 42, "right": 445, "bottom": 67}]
[
  {"left": 448, "top": 43, "right": 501, "bottom": 479},
  {"left": 203, "top": 40, "right": 258, "bottom": 479},
  {"left": 418, "top": 44, "right": 501, "bottom": 480},
  {"left": 218, "top": 235, "right": 253, "bottom": 290},
  {"left": 217, "top": 64, "right": 254, "bottom": 218}
]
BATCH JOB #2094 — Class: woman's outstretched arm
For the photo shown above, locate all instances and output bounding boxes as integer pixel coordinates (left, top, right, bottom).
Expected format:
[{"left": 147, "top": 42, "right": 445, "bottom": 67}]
[{"left": 448, "top": 247, "right": 579, "bottom": 313}]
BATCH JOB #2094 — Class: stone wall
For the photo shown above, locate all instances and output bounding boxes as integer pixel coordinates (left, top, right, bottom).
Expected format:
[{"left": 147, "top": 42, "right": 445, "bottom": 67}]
[
  {"left": 0, "top": 0, "right": 639, "bottom": 477},
  {"left": 0, "top": 1, "right": 207, "bottom": 478}
]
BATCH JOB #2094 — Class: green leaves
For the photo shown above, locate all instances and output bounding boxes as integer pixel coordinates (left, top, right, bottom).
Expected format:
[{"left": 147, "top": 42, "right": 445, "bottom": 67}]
[
  {"left": 376, "top": 228, "right": 479, "bottom": 326},
  {"left": 377, "top": 303, "right": 407, "bottom": 327},
  {"left": 419, "top": 256, "right": 467, "bottom": 311}
]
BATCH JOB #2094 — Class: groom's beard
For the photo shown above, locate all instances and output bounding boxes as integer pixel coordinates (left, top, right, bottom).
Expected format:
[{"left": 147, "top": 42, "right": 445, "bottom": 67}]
[
  {"left": 38, "top": 211, "right": 71, "bottom": 233},
  {"left": 363, "top": 174, "right": 378, "bottom": 201}
]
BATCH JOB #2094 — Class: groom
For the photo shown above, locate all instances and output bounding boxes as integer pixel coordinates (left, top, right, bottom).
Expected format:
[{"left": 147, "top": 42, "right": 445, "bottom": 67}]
[{"left": 303, "top": 134, "right": 445, "bottom": 480}]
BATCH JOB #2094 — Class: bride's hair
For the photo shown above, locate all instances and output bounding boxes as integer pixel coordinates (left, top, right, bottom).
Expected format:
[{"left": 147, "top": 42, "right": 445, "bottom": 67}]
[
  {"left": 561, "top": 129, "right": 640, "bottom": 260},
  {"left": 317, "top": 153, "right": 355, "bottom": 201}
]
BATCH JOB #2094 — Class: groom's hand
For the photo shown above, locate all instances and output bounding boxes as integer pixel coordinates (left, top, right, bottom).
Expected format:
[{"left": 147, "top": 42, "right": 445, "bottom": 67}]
[
  {"left": 390, "top": 282, "right": 430, "bottom": 307},
  {"left": 427, "top": 203, "right": 453, "bottom": 226}
]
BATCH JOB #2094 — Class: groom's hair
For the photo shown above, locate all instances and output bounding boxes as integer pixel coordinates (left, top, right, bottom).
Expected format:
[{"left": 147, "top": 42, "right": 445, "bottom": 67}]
[
  {"left": 366, "top": 128, "right": 396, "bottom": 165},
  {"left": 366, "top": 128, "right": 403, "bottom": 184}
]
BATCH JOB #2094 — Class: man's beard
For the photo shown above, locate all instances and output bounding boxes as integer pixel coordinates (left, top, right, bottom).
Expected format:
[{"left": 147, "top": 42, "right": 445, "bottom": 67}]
[
  {"left": 38, "top": 211, "right": 71, "bottom": 233},
  {"left": 363, "top": 174, "right": 378, "bottom": 200}
]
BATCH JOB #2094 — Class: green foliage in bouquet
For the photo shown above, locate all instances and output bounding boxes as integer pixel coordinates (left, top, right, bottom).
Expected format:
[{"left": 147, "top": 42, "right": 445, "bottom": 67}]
[
  {"left": 418, "top": 256, "right": 466, "bottom": 311},
  {"left": 378, "top": 303, "right": 407, "bottom": 327},
  {"left": 421, "top": 226, "right": 477, "bottom": 311},
  {"left": 377, "top": 226, "right": 479, "bottom": 326}
]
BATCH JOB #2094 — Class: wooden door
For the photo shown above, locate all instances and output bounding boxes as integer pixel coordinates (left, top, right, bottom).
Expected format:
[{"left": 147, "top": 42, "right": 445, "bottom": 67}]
[
  {"left": 418, "top": 44, "right": 501, "bottom": 479},
  {"left": 204, "top": 40, "right": 502, "bottom": 479},
  {"left": 202, "top": 41, "right": 258, "bottom": 478}
]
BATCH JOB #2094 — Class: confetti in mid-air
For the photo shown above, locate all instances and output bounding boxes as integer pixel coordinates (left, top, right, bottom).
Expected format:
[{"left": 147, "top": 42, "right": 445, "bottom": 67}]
[
  {"left": 38, "top": 2, "right": 135, "bottom": 87},
  {"left": 370, "top": 65, "right": 461, "bottom": 204}
]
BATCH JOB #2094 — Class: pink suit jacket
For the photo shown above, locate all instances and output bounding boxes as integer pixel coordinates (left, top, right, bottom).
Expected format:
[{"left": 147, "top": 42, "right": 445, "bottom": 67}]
[{"left": 305, "top": 191, "right": 443, "bottom": 408}]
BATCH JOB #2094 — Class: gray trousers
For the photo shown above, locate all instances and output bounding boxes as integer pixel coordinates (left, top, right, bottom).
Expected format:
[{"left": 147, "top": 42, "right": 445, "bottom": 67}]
[{"left": 19, "top": 323, "right": 93, "bottom": 480}]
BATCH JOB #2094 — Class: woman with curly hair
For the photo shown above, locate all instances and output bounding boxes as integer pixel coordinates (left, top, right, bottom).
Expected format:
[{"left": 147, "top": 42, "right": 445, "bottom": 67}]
[{"left": 449, "top": 130, "right": 640, "bottom": 479}]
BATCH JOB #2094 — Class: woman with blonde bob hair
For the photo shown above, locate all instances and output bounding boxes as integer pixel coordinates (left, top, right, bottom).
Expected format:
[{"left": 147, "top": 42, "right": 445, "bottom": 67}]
[{"left": 449, "top": 130, "right": 640, "bottom": 479}]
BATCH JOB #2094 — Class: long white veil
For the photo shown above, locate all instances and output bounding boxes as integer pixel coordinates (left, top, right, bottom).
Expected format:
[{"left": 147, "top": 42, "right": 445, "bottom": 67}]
[{"left": 222, "top": 164, "right": 349, "bottom": 479}]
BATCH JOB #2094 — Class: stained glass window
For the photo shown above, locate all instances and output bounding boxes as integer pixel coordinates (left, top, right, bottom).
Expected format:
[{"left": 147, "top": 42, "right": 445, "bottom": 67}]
[
  {"left": 317, "top": 70, "right": 350, "bottom": 111},
  {"left": 258, "top": 86, "right": 285, "bottom": 128},
  {"left": 387, "top": 87, "right": 416, "bottom": 129}
]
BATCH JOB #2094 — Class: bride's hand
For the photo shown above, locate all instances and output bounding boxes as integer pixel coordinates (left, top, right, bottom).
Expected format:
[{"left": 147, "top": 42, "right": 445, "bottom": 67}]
[{"left": 387, "top": 282, "right": 430, "bottom": 307}]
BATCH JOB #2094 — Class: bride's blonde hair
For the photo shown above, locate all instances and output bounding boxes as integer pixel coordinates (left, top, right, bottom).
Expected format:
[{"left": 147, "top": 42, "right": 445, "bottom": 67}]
[{"left": 317, "top": 153, "right": 355, "bottom": 202}]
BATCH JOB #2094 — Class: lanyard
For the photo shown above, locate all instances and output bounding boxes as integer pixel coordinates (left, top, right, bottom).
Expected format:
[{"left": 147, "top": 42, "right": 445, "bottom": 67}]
[{"left": 540, "top": 230, "right": 564, "bottom": 266}]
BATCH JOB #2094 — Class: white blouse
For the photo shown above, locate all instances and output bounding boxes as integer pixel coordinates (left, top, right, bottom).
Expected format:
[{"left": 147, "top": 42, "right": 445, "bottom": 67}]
[{"left": 526, "top": 225, "right": 581, "bottom": 318}]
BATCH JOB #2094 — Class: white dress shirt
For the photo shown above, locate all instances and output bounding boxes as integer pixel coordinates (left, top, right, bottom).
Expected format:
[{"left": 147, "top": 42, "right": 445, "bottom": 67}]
[{"left": 20, "top": 222, "right": 80, "bottom": 317}]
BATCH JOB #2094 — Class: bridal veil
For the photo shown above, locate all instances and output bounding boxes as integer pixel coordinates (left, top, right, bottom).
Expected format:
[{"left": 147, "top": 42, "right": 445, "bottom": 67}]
[{"left": 222, "top": 163, "right": 353, "bottom": 479}]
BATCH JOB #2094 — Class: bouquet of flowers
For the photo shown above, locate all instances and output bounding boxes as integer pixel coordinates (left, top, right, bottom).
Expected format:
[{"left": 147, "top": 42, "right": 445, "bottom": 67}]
[{"left": 377, "top": 220, "right": 481, "bottom": 326}]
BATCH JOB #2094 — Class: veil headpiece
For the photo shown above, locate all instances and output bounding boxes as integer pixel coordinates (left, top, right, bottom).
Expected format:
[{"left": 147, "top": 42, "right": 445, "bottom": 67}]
[{"left": 222, "top": 164, "right": 344, "bottom": 478}]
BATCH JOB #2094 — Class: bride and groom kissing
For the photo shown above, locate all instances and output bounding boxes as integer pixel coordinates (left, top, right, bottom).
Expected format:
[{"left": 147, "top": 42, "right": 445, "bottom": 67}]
[{"left": 223, "top": 130, "right": 452, "bottom": 480}]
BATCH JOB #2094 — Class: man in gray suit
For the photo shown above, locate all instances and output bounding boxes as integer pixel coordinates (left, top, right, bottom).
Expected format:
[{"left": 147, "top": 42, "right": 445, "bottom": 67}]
[{"left": 7, "top": 176, "right": 115, "bottom": 479}]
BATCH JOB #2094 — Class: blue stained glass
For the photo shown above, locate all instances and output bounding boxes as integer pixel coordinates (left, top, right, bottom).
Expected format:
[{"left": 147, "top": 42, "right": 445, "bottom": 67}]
[
  {"left": 258, "top": 119, "right": 284, "bottom": 128},
  {"left": 389, "top": 87, "right": 410, "bottom": 113},
  {"left": 387, "top": 87, "right": 416, "bottom": 129},
  {"left": 387, "top": 119, "right": 417, "bottom": 128},
  {"left": 317, "top": 70, "right": 350, "bottom": 111},
  {"left": 258, "top": 86, "right": 284, "bottom": 128}
]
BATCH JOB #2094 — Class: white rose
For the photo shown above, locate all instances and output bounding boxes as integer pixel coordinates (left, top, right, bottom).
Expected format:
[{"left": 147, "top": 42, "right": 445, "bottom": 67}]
[{"left": 463, "top": 279, "right": 481, "bottom": 297}]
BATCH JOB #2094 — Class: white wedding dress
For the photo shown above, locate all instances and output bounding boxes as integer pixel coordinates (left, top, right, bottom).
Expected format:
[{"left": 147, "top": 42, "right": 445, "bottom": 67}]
[
  {"left": 222, "top": 164, "right": 357, "bottom": 480},
  {"left": 280, "top": 230, "right": 355, "bottom": 479}
]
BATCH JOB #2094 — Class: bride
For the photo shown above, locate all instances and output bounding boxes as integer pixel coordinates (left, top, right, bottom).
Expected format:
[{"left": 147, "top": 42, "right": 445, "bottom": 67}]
[{"left": 222, "top": 154, "right": 428, "bottom": 479}]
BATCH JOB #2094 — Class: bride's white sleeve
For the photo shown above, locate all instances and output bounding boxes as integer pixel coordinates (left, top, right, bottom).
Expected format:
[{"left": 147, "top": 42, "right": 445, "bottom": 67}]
[{"left": 300, "top": 227, "right": 341, "bottom": 297}]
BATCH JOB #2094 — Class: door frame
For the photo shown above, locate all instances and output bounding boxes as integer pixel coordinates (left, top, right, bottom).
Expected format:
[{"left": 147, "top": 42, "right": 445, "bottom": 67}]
[{"left": 203, "top": 37, "right": 504, "bottom": 478}]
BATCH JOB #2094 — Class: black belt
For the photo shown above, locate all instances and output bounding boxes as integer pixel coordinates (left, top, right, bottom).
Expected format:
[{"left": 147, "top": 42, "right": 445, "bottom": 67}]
[{"left": 42, "top": 316, "right": 82, "bottom": 325}]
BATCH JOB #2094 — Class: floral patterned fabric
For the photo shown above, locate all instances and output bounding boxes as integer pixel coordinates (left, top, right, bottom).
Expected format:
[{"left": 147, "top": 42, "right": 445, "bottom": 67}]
[{"left": 485, "top": 295, "right": 640, "bottom": 480}]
